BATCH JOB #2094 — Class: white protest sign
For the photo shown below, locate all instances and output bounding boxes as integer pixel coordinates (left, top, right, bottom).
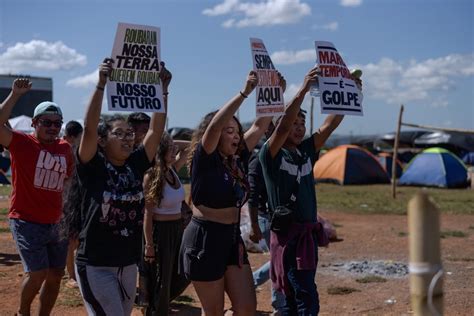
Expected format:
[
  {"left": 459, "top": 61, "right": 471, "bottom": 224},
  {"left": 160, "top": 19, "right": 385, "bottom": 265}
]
[
  {"left": 315, "top": 41, "right": 363, "bottom": 116},
  {"left": 250, "top": 38, "right": 284, "bottom": 117},
  {"left": 107, "top": 23, "right": 164, "bottom": 113}
]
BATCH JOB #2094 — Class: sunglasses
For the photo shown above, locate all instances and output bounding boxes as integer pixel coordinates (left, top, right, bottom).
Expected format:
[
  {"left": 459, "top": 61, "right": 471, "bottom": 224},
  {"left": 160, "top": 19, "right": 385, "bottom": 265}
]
[{"left": 38, "top": 119, "right": 63, "bottom": 128}]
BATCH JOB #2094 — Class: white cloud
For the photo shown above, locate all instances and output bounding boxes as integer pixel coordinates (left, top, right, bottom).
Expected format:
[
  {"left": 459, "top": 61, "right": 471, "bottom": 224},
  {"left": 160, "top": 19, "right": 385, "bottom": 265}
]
[
  {"left": 312, "top": 21, "right": 339, "bottom": 31},
  {"left": 351, "top": 53, "right": 473, "bottom": 106},
  {"left": 66, "top": 70, "right": 98, "bottom": 88},
  {"left": 271, "top": 49, "right": 315, "bottom": 65},
  {"left": 0, "top": 40, "right": 86, "bottom": 73},
  {"left": 340, "top": 0, "right": 363, "bottom": 7},
  {"left": 203, "top": 0, "right": 311, "bottom": 28},
  {"left": 284, "top": 83, "right": 301, "bottom": 100},
  {"left": 203, "top": 0, "right": 239, "bottom": 16}
]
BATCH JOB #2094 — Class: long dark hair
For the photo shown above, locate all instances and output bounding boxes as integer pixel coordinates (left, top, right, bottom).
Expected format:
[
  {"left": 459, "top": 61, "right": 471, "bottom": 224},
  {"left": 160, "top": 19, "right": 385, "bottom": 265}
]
[{"left": 186, "top": 111, "right": 244, "bottom": 173}]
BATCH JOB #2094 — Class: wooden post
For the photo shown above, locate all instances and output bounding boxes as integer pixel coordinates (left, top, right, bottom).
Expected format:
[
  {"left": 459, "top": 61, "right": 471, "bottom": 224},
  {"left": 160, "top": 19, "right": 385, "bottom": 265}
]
[
  {"left": 392, "top": 104, "right": 404, "bottom": 199},
  {"left": 310, "top": 97, "right": 314, "bottom": 136},
  {"left": 408, "top": 193, "right": 443, "bottom": 315}
]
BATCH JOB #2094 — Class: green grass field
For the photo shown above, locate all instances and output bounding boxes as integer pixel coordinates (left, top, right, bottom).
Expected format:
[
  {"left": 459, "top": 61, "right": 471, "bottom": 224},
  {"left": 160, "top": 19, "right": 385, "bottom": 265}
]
[{"left": 316, "top": 183, "right": 473, "bottom": 215}]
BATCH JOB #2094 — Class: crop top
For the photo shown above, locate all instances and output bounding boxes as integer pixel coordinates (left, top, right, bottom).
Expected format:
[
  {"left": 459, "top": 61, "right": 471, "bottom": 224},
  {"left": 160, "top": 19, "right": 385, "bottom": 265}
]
[
  {"left": 151, "top": 168, "right": 185, "bottom": 215},
  {"left": 191, "top": 142, "right": 250, "bottom": 209}
]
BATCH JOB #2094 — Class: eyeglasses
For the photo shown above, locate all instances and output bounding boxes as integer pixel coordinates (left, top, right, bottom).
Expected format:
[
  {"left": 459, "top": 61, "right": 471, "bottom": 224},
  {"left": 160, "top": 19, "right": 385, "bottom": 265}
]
[
  {"left": 38, "top": 119, "right": 63, "bottom": 128},
  {"left": 110, "top": 130, "right": 135, "bottom": 140}
]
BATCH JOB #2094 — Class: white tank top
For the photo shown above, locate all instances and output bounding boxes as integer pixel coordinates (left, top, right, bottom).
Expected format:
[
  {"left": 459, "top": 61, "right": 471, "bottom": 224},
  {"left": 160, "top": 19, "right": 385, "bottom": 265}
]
[{"left": 152, "top": 169, "right": 185, "bottom": 215}]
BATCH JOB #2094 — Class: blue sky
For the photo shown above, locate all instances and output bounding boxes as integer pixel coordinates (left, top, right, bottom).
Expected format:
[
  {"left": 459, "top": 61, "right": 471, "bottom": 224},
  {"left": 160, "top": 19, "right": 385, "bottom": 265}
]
[{"left": 0, "top": 0, "right": 472, "bottom": 135}]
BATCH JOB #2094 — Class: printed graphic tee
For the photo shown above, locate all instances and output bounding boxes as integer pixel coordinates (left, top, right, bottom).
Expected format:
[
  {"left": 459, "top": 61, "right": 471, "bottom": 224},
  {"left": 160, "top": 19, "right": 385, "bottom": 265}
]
[
  {"left": 259, "top": 137, "right": 319, "bottom": 223},
  {"left": 75, "top": 146, "right": 152, "bottom": 267},
  {"left": 8, "top": 131, "right": 74, "bottom": 224}
]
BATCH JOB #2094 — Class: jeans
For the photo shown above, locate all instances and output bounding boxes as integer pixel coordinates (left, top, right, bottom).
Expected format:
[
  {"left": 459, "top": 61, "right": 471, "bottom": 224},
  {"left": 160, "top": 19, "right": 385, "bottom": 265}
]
[
  {"left": 252, "top": 213, "right": 285, "bottom": 311},
  {"left": 282, "top": 236, "right": 319, "bottom": 315}
]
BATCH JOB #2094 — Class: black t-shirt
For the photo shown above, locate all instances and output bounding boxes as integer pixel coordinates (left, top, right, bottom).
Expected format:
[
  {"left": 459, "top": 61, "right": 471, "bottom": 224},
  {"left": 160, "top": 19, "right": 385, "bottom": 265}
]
[
  {"left": 75, "top": 146, "right": 152, "bottom": 267},
  {"left": 191, "top": 142, "right": 250, "bottom": 209}
]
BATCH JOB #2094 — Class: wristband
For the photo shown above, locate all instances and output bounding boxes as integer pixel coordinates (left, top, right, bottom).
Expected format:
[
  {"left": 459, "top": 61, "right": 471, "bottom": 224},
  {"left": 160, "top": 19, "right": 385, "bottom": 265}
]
[
  {"left": 239, "top": 91, "right": 248, "bottom": 98},
  {"left": 96, "top": 85, "right": 105, "bottom": 91}
]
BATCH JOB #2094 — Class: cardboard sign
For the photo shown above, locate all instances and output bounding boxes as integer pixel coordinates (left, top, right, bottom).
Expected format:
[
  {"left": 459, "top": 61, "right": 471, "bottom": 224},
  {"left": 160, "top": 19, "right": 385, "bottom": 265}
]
[
  {"left": 315, "top": 41, "right": 363, "bottom": 116},
  {"left": 250, "top": 38, "right": 284, "bottom": 117},
  {"left": 107, "top": 23, "right": 164, "bottom": 113}
]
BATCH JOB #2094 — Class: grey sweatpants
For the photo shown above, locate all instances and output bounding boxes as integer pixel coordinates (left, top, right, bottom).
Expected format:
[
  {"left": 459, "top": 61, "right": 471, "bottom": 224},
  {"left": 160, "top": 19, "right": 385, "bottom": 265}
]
[{"left": 76, "top": 263, "right": 137, "bottom": 316}]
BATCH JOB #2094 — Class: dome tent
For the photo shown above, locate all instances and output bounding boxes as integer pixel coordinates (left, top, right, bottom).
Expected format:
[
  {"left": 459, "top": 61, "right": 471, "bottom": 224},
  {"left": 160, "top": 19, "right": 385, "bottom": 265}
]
[
  {"left": 399, "top": 147, "right": 468, "bottom": 188},
  {"left": 313, "top": 145, "right": 390, "bottom": 185}
]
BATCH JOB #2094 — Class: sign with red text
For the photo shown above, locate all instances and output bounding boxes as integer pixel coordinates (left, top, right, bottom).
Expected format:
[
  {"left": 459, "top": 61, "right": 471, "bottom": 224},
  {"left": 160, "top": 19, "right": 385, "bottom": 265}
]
[
  {"left": 315, "top": 41, "right": 363, "bottom": 116},
  {"left": 250, "top": 38, "right": 284, "bottom": 117},
  {"left": 107, "top": 22, "right": 165, "bottom": 113}
]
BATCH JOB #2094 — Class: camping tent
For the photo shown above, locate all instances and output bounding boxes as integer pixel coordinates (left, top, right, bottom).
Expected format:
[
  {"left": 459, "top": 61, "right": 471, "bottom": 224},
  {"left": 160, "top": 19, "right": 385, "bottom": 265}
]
[
  {"left": 414, "top": 131, "right": 474, "bottom": 156},
  {"left": 8, "top": 115, "right": 33, "bottom": 133},
  {"left": 399, "top": 147, "right": 468, "bottom": 188},
  {"left": 313, "top": 145, "right": 390, "bottom": 185},
  {"left": 462, "top": 152, "right": 474, "bottom": 166},
  {"left": 377, "top": 153, "right": 403, "bottom": 178}
]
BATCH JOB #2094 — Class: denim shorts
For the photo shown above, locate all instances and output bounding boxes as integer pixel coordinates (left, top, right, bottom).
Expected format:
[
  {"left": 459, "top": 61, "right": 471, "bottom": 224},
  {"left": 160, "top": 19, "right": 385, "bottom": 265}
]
[{"left": 9, "top": 218, "right": 68, "bottom": 272}]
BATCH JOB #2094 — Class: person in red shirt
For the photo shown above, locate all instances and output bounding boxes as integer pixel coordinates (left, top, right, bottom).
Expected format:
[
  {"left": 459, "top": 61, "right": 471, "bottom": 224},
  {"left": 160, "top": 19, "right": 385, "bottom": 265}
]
[{"left": 0, "top": 78, "right": 73, "bottom": 316}]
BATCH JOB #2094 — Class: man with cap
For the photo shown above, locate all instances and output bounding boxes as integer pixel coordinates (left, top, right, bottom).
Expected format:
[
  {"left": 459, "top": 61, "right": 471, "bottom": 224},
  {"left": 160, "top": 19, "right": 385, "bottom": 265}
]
[{"left": 0, "top": 78, "right": 74, "bottom": 316}]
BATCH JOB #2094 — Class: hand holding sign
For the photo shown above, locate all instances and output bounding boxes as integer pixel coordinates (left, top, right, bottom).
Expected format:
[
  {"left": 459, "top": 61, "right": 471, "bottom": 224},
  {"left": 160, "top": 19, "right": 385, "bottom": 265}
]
[
  {"left": 159, "top": 61, "right": 172, "bottom": 94},
  {"left": 277, "top": 71, "right": 286, "bottom": 93},
  {"left": 99, "top": 58, "right": 114, "bottom": 87},
  {"left": 302, "top": 67, "right": 320, "bottom": 92},
  {"left": 242, "top": 70, "right": 259, "bottom": 96}
]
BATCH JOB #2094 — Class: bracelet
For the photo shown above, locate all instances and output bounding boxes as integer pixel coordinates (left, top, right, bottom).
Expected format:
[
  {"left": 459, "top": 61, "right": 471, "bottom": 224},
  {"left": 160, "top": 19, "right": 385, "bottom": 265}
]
[
  {"left": 239, "top": 91, "right": 248, "bottom": 98},
  {"left": 96, "top": 85, "right": 105, "bottom": 91},
  {"left": 163, "top": 92, "right": 169, "bottom": 96}
]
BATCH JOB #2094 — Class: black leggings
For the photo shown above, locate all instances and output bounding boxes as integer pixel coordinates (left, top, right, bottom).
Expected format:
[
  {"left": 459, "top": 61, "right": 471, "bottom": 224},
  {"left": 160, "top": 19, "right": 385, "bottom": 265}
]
[
  {"left": 179, "top": 217, "right": 249, "bottom": 282},
  {"left": 145, "top": 219, "right": 190, "bottom": 316}
]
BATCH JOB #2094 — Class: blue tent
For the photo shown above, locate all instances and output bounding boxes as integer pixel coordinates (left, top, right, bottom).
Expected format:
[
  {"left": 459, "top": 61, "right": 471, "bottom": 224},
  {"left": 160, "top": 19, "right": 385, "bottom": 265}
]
[
  {"left": 399, "top": 148, "right": 468, "bottom": 188},
  {"left": 462, "top": 152, "right": 474, "bottom": 166}
]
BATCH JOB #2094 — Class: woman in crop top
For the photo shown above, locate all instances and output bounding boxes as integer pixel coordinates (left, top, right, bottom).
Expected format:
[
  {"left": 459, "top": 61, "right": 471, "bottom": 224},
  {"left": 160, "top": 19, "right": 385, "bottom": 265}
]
[
  {"left": 142, "top": 133, "right": 190, "bottom": 315},
  {"left": 180, "top": 71, "right": 285, "bottom": 315}
]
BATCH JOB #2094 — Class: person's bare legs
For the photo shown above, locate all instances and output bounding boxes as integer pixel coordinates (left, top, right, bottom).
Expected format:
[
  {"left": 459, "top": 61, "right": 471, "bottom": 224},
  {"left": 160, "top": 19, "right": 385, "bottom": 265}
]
[
  {"left": 192, "top": 278, "right": 225, "bottom": 316},
  {"left": 224, "top": 265, "right": 256, "bottom": 316},
  {"left": 18, "top": 269, "right": 48, "bottom": 315},
  {"left": 38, "top": 268, "right": 64, "bottom": 316},
  {"left": 65, "top": 238, "right": 78, "bottom": 286}
]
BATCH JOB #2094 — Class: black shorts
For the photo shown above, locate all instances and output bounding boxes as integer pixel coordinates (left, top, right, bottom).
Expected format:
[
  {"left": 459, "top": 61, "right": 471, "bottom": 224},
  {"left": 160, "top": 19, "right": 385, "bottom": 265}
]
[{"left": 179, "top": 217, "right": 249, "bottom": 282}]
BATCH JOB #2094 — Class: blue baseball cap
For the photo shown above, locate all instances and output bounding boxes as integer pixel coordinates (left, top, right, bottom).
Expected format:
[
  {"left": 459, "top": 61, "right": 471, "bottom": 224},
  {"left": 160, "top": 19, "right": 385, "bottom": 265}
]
[{"left": 33, "top": 101, "right": 63, "bottom": 119}]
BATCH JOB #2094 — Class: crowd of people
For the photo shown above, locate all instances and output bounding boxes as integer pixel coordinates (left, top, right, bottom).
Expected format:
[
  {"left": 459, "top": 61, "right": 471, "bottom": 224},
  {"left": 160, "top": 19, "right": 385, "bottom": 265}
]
[{"left": 1, "top": 58, "right": 362, "bottom": 315}]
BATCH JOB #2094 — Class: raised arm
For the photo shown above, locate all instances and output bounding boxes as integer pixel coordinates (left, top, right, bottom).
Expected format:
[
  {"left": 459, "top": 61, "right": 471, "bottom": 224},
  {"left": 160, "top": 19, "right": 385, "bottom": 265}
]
[
  {"left": 267, "top": 67, "right": 319, "bottom": 158},
  {"left": 0, "top": 78, "right": 32, "bottom": 147},
  {"left": 312, "top": 115, "right": 344, "bottom": 151},
  {"left": 142, "top": 62, "right": 171, "bottom": 162},
  {"left": 78, "top": 58, "right": 113, "bottom": 164},
  {"left": 244, "top": 72, "right": 286, "bottom": 152},
  {"left": 201, "top": 71, "right": 258, "bottom": 154},
  {"left": 173, "top": 140, "right": 191, "bottom": 172}
]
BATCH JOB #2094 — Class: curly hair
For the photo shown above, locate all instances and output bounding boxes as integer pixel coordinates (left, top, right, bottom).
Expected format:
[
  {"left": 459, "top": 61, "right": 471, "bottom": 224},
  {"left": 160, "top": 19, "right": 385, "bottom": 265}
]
[
  {"left": 187, "top": 111, "right": 244, "bottom": 174},
  {"left": 145, "top": 132, "right": 173, "bottom": 207}
]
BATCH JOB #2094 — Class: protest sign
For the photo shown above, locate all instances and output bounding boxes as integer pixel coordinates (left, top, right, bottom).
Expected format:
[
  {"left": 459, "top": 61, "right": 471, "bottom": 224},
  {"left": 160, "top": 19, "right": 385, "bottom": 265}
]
[
  {"left": 107, "top": 22, "right": 164, "bottom": 113},
  {"left": 315, "top": 41, "right": 363, "bottom": 116},
  {"left": 250, "top": 38, "right": 284, "bottom": 117}
]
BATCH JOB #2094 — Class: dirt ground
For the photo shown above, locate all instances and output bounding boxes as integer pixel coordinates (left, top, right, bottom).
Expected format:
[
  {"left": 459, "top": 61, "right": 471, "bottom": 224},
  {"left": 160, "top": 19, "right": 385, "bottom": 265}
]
[{"left": 0, "top": 199, "right": 473, "bottom": 315}]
